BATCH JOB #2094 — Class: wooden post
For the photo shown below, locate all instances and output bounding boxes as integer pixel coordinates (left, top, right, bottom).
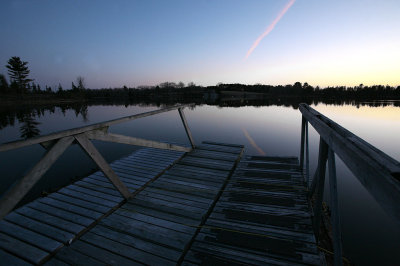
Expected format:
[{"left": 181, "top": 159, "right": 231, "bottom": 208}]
[
  {"left": 0, "top": 136, "right": 74, "bottom": 220},
  {"left": 74, "top": 133, "right": 132, "bottom": 199},
  {"left": 305, "top": 121, "right": 310, "bottom": 187},
  {"left": 178, "top": 108, "right": 195, "bottom": 149},
  {"left": 313, "top": 137, "right": 328, "bottom": 240},
  {"left": 328, "top": 148, "right": 343, "bottom": 266},
  {"left": 300, "top": 116, "right": 306, "bottom": 170}
]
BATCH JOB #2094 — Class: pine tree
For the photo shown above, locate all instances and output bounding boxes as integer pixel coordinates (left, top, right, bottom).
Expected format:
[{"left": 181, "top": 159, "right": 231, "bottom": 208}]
[
  {"left": 6, "top": 56, "right": 33, "bottom": 93},
  {"left": 0, "top": 74, "right": 9, "bottom": 93},
  {"left": 57, "top": 83, "right": 63, "bottom": 94}
]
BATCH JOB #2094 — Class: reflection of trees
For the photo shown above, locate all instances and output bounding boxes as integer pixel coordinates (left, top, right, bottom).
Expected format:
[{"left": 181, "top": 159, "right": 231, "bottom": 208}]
[
  {"left": 0, "top": 99, "right": 399, "bottom": 137},
  {"left": 20, "top": 115, "right": 40, "bottom": 139}
]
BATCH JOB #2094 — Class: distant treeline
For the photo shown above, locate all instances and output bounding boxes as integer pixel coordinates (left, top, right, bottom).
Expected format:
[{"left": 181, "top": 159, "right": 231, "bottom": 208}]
[
  {"left": 2, "top": 56, "right": 399, "bottom": 103},
  {"left": 2, "top": 81, "right": 400, "bottom": 103}
]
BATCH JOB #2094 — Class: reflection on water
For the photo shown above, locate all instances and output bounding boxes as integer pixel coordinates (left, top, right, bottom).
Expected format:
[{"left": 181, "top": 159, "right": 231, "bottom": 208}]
[
  {"left": 19, "top": 115, "right": 40, "bottom": 139},
  {"left": 0, "top": 101, "right": 399, "bottom": 265},
  {"left": 242, "top": 128, "right": 266, "bottom": 155}
]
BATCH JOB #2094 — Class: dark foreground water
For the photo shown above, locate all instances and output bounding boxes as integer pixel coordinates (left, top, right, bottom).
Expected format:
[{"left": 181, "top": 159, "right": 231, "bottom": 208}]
[{"left": 0, "top": 102, "right": 399, "bottom": 265}]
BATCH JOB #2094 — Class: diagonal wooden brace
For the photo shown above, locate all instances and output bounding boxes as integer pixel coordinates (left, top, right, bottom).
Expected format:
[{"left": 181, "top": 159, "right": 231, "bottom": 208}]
[
  {"left": 0, "top": 136, "right": 74, "bottom": 220},
  {"left": 178, "top": 108, "right": 195, "bottom": 149},
  {"left": 74, "top": 133, "right": 132, "bottom": 199}
]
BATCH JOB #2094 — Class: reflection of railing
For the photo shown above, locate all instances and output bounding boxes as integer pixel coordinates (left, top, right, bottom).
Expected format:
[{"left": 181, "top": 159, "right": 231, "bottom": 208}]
[
  {"left": 299, "top": 103, "right": 400, "bottom": 265},
  {"left": 0, "top": 104, "right": 195, "bottom": 220}
]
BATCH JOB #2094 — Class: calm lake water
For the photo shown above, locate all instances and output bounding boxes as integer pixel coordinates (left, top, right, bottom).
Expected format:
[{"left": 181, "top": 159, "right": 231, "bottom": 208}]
[{"left": 1, "top": 102, "right": 399, "bottom": 265}]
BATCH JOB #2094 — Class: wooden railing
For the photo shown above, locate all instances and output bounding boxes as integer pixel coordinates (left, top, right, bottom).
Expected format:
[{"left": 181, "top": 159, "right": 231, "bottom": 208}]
[
  {"left": 299, "top": 103, "right": 400, "bottom": 265},
  {"left": 0, "top": 104, "right": 195, "bottom": 220}
]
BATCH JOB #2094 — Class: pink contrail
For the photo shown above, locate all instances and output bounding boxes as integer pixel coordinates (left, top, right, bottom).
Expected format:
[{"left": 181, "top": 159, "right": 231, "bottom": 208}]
[{"left": 245, "top": 0, "right": 296, "bottom": 59}]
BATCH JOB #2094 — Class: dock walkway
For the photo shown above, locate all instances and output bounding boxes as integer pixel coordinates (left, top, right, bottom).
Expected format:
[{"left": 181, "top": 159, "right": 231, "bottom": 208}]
[{"left": 0, "top": 141, "right": 323, "bottom": 265}]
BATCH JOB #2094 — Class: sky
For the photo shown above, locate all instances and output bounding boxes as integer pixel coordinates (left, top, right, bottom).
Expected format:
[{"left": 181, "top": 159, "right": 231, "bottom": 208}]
[{"left": 1, "top": 0, "right": 399, "bottom": 89}]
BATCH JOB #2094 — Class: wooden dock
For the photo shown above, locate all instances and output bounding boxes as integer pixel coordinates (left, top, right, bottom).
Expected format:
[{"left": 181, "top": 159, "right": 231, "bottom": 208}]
[
  {"left": 0, "top": 142, "right": 324, "bottom": 265},
  {"left": 2, "top": 104, "right": 400, "bottom": 265}
]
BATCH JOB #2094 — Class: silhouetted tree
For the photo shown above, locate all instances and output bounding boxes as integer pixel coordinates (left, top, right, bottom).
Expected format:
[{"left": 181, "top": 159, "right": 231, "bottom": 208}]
[
  {"left": 57, "top": 83, "right": 63, "bottom": 94},
  {"left": 72, "top": 81, "right": 78, "bottom": 92},
  {"left": 6, "top": 56, "right": 33, "bottom": 93},
  {"left": 0, "top": 74, "right": 8, "bottom": 93},
  {"left": 77, "top": 76, "right": 86, "bottom": 90}
]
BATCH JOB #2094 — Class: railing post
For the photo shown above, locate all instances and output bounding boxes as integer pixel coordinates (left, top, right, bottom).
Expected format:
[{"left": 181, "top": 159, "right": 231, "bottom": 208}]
[
  {"left": 328, "top": 148, "right": 343, "bottom": 266},
  {"left": 178, "top": 108, "right": 195, "bottom": 149},
  {"left": 0, "top": 136, "right": 74, "bottom": 220},
  {"left": 313, "top": 137, "right": 329, "bottom": 240},
  {"left": 300, "top": 116, "right": 306, "bottom": 169},
  {"left": 305, "top": 121, "right": 310, "bottom": 187}
]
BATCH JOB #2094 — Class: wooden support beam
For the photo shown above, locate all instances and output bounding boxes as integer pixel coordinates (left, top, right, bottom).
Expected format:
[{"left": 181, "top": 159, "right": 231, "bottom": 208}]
[
  {"left": 305, "top": 121, "right": 310, "bottom": 187},
  {"left": 74, "top": 133, "right": 132, "bottom": 199},
  {"left": 0, "top": 136, "right": 74, "bottom": 220},
  {"left": 86, "top": 131, "right": 191, "bottom": 152},
  {"left": 300, "top": 116, "right": 306, "bottom": 169},
  {"left": 313, "top": 137, "right": 329, "bottom": 241},
  {"left": 178, "top": 108, "right": 195, "bottom": 149},
  {"left": 328, "top": 148, "right": 343, "bottom": 266}
]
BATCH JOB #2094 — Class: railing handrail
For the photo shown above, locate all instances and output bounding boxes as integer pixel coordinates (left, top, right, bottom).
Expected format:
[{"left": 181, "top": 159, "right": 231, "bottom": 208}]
[
  {"left": 299, "top": 103, "right": 400, "bottom": 265},
  {"left": 299, "top": 104, "right": 400, "bottom": 222},
  {"left": 0, "top": 104, "right": 194, "bottom": 152}
]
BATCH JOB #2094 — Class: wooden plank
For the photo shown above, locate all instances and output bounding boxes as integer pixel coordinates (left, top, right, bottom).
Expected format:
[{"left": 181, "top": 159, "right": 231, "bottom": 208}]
[
  {"left": 90, "top": 225, "right": 182, "bottom": 262},
  {"left": 81, "top": 231, "right": 175, "bottom": 265},
  {"left": 0, "top": 136, "right": 74, "bottom": 220},
  {"left": 87, "top": 130, "right": 191, "bottom": 152},
  {"left": 66, "top": 184, "right": 122, "bottom": 203},
  {"left": 53, "top": 241, "right": 122, "bottom": 266},
  {"left": 88, "top": 174, "right": 143, "bottom": 190},
  {"left": 0, "top": 232, "right": 49, "bottom": 264},
  {"left": 75, "top": 133, "right": 132, "bottom": 199},
  {"left": 0, "top": 249, "right": 31, "bottom": 266},
  {"left": 197, "top": 144, "right": 243, "bottom": 154},
  {"left": 134, "top": 194, "right": 207, "bottom": 214},
  {"left": 74, "top": 180, "right": 123, "bottom": 197},
  {"left": 0, "top": 104, "right": 193, "bottom": 152},
  {"left": 169, "top": 165, "right": 228, "bottom": 178},
  {"left": 99, "top": 214, "right": 192, "bottom": 251},
  {"left": 26, "top": 201, "right": 94, "bottom": 227},
  {"left": 136, "top": 190, "right": 210, "bottom": 210},
  {"left": 44, "top": 258, "right": 71, "bottom": 266},
  {"left": 202, "top": 141, "right": 244, "bottom": 148},
  {"left": 106, "top": 209, "right": 197, "bottom": 235},
  {"left": 117, "top": 158, "right": 171, "bottom": 169},
  {"left": 80, "top": 176, "right": 138, "bottom": 192},
  {"left": 126, "top": 199, "right": 203, "bottom": 220},
  {"left": 58, "top": 187, "right": 119, "bottom": 208},
  {"left": 148, "top": 181, "right": 217, "bottom": 199},
  {"left": 37, "top": 197, "right": 104, "bottom": 220},
  {"left": 4, "top": 212, "right": 75, "bottom": 244},
  {"left": 15, "top": 206, "right": 85, "bottom": 234},
  {"left": 48, "top": 192, "right": 110, "bottom": 214},
  {"left": 178, "top": 107, "right": 195, "bottom": 149},
  {"left": 120, "top": 203, "right": 198, "bottom": 227},
  {"left": 0, "top": 220, "right": 63, "bottom": 252}
]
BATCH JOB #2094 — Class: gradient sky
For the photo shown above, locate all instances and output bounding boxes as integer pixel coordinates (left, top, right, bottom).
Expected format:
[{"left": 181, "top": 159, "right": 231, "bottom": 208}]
[{"left": 1, "top": 0, "right": 399, "bottom": 89}]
